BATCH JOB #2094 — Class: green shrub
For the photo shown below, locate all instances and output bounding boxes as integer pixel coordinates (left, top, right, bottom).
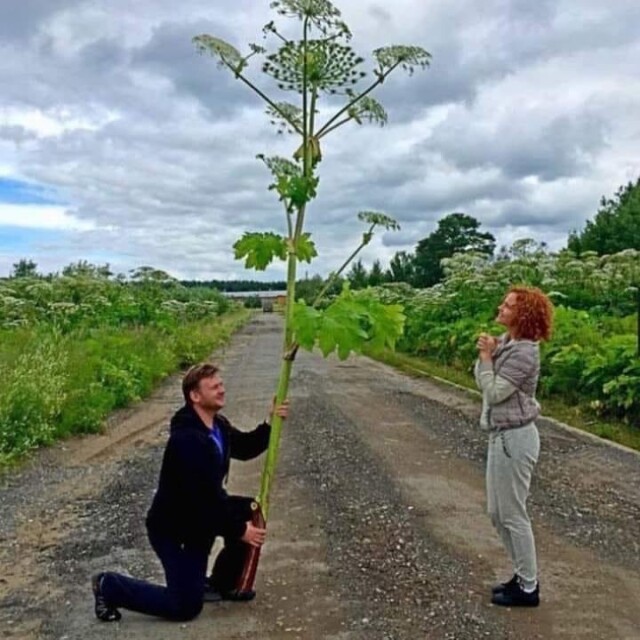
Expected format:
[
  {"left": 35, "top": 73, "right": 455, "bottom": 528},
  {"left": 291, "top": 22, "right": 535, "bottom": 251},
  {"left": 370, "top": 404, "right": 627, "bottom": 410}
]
[
  {"left": 582, "top": 335, "right": 640, "bottom": 421},
  {"left": 0, "top": 309, "right": 250, "bottom": 462},
  {"left": 543, "top": 344, "right": 589, "bottom": 400},
  {"left": 0, "top": 335, "right": 68, "bottom": 458},
  {"left": 368, "top": 278, "right": 638, "bottom": 426}
]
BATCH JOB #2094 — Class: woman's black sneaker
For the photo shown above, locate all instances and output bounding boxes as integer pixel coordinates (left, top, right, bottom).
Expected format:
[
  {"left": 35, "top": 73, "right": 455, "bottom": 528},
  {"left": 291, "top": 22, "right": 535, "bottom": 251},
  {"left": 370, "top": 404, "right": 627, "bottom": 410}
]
[
  {"left": 91, "top": 573, "right": 122, "bottom": 622},
  {"left": 491, "top": 573, "right": 519, "bottom": 595},
  {"left": 491, "top": 582, "right": 540, "bottom": 607}
]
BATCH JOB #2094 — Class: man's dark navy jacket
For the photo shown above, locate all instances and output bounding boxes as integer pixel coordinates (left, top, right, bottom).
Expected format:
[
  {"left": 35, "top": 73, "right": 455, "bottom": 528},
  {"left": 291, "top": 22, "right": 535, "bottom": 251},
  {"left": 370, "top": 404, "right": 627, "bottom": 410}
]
[{"left": 146, "top": 404, "right": 271, "bottom": 552}]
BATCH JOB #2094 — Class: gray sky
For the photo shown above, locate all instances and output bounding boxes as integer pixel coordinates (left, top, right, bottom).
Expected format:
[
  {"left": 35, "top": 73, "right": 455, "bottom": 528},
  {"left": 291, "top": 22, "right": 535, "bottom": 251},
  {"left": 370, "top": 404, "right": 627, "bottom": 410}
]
[{"left": 1, "top": 0, "right": 639, "bottom": 280}]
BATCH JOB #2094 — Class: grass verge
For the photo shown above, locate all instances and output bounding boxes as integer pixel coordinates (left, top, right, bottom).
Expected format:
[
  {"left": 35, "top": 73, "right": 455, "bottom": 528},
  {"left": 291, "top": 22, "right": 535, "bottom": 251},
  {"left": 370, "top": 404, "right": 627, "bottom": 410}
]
[{"left": 0, "top": 308, "right": 252, "bottom": 468}]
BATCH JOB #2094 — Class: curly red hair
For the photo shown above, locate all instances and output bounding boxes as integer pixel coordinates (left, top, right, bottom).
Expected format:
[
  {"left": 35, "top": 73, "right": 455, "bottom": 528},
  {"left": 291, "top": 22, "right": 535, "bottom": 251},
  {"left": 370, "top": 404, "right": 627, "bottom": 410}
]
[{"left": 508, "top": 286, "right": 553, "bottom": 341}]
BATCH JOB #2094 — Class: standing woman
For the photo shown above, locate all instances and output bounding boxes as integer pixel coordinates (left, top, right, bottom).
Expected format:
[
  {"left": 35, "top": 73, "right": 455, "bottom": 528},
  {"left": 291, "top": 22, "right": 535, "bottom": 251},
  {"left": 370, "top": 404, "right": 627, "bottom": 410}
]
[{"left": 475, "top": 286, "right": 553, "bottom": 607}]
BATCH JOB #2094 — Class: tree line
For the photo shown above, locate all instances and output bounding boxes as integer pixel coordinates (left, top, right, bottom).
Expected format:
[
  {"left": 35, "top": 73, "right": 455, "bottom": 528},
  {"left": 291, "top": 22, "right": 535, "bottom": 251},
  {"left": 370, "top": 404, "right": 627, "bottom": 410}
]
[
  {"left": 8, "top": 177, "right": 639, "bottom": 294},
  {"left": 345, "top": 177, "right": 640, "bottom": 290}
]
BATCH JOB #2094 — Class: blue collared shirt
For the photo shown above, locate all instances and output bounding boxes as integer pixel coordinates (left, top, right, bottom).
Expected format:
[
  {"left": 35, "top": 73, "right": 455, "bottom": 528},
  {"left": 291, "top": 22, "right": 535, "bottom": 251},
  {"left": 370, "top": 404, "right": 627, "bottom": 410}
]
[{"left": 208, "top": 420, "right": 225, "bottom": 460}]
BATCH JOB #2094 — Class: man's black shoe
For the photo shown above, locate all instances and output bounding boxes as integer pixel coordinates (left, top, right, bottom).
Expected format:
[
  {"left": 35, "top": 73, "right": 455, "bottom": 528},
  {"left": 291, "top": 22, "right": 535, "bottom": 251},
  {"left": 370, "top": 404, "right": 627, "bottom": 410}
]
[
  {"left": 220, "top": 589, "right": 256, "bottom": 602},
  {"left": 491, "top": 573, "right": 519, "bottom": 595},
  {"left": 204, "top": 579, "right": 255, "bottom": 603},
  {"left": 91, "top": 573, "right": 122, "bottom": 622},
  {"left": 203, "top": 585, "right": 223, "bottom": 602},
  {"left": 491, "top": 582, "right": 540, "bottom": 607}
]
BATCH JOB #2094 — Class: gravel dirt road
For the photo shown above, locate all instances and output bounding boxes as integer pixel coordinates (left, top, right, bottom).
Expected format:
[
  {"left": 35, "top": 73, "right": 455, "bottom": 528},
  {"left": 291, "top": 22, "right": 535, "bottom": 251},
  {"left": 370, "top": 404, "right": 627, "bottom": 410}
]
[{"left": 1, "top": 314, "right": 639, "bottom": 639}]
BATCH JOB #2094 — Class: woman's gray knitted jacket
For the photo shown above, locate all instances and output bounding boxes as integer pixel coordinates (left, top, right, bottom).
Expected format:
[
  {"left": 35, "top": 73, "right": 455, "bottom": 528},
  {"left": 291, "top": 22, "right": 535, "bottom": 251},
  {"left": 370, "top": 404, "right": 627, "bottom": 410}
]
[{"left": 474, "top": 334, "right": 541, "bottom": 430}]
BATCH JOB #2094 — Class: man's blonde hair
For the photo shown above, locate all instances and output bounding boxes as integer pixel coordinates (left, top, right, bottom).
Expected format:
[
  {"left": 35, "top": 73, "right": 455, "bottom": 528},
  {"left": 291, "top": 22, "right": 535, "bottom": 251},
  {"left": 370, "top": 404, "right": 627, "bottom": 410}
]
[{"left": 182, "top": 363, "right": 219, "bottom": 404}]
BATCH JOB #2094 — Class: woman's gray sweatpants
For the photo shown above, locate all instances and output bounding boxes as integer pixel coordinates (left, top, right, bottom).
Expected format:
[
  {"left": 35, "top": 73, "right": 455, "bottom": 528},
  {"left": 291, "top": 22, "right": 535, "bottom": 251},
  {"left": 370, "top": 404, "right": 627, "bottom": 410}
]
[{"left": 486, "top": 423, "right": 540, "bottom": 589}]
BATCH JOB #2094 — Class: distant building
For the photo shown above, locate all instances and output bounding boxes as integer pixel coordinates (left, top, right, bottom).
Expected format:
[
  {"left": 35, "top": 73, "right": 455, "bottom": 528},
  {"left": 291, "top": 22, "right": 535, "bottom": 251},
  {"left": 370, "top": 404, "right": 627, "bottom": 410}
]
[{"left": 223, "top": 290, "right": 287, "bottom": 311}]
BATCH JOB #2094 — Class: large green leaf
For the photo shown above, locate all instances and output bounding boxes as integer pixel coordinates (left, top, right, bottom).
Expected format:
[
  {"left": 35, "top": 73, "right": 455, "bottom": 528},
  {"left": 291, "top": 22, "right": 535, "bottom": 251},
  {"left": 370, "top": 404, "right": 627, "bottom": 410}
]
[
  {"left": 293, "top": 287, "right": 405, "bottom": 360},
  {"left": 292, "top": 301, "right": 322, "bottom": 350},
  {"left": 233, "top": 232, "right": 288, "bottom": 270},
  {"left": 354, "top": 294, "right": 405, "bottom": 353},
  {"left": 295, "top": 233, "right": 318, "bottom": 263},
  {"left": 319, "top": 301, "right": 366, "bottom": 359}
]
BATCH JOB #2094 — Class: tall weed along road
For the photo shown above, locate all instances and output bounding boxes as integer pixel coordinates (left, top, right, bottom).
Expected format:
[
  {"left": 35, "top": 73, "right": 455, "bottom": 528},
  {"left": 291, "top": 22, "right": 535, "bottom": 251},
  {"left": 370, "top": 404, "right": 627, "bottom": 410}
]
[{"left": 0, "top": 314, "right": 639, "bottom": 639}]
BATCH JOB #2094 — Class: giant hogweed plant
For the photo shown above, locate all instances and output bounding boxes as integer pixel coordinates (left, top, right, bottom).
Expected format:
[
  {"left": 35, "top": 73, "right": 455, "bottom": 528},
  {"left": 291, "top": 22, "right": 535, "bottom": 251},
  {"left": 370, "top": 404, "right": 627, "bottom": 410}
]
[{"left": 194, "top": 0, "right": 430, "bottom": 518}]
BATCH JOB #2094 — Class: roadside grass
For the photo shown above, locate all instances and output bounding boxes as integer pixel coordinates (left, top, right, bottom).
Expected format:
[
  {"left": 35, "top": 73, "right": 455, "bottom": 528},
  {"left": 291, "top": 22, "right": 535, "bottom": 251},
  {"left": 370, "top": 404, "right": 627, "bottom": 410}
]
[
  {"left": 370, "top": 348, "right": 640, "bottom": 453},
  {"left": 0, "top": 308, "right": 252, "bottom": 468}
]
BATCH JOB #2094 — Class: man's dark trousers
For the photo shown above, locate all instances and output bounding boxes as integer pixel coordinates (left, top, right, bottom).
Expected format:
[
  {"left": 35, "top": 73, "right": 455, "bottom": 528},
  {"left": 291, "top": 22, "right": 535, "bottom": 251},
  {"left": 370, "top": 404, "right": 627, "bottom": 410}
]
[
  {"left": 100, "top": 529, "right": 207, "bottom": 621},
  {"left": 99, "top": 496, "right": 254, "bottom": 620}
]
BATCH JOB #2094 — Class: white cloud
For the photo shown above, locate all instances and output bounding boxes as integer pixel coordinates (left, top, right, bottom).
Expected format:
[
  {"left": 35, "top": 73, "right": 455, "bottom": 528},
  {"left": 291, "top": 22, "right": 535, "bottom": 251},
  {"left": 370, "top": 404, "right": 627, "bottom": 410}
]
[
  {"left": 0, "top": 204, "right": 97, "bottom": 231},
  {"left": 0, "top": 106, "right": 117, "bottom": 138}
]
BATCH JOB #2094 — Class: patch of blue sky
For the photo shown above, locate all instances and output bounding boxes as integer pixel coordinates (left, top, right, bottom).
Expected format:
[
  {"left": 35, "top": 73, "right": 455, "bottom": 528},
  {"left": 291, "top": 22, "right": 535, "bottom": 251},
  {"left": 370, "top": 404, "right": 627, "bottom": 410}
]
[
  {"left": 0, "top": 177, "right": 63, "bottom": 205},
  {"left": 0, "top": 225, "right": 123, "bottom": 274},
  {"left": 0, "top": 225, "right": 66, "bottom": 253}
]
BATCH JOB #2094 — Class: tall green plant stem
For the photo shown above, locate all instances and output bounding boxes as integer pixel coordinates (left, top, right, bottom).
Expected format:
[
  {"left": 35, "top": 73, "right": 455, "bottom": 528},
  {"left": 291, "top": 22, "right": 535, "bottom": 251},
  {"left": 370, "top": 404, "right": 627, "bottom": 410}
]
[
  {"left": 258, "top": 18, "right": 313, "bottom": 519},
  {"left": 257, "top": 235, "right": 299, "bottom": 517},
  {"left": 221, "top": 25, "right": 418, "bottom": 520}
]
